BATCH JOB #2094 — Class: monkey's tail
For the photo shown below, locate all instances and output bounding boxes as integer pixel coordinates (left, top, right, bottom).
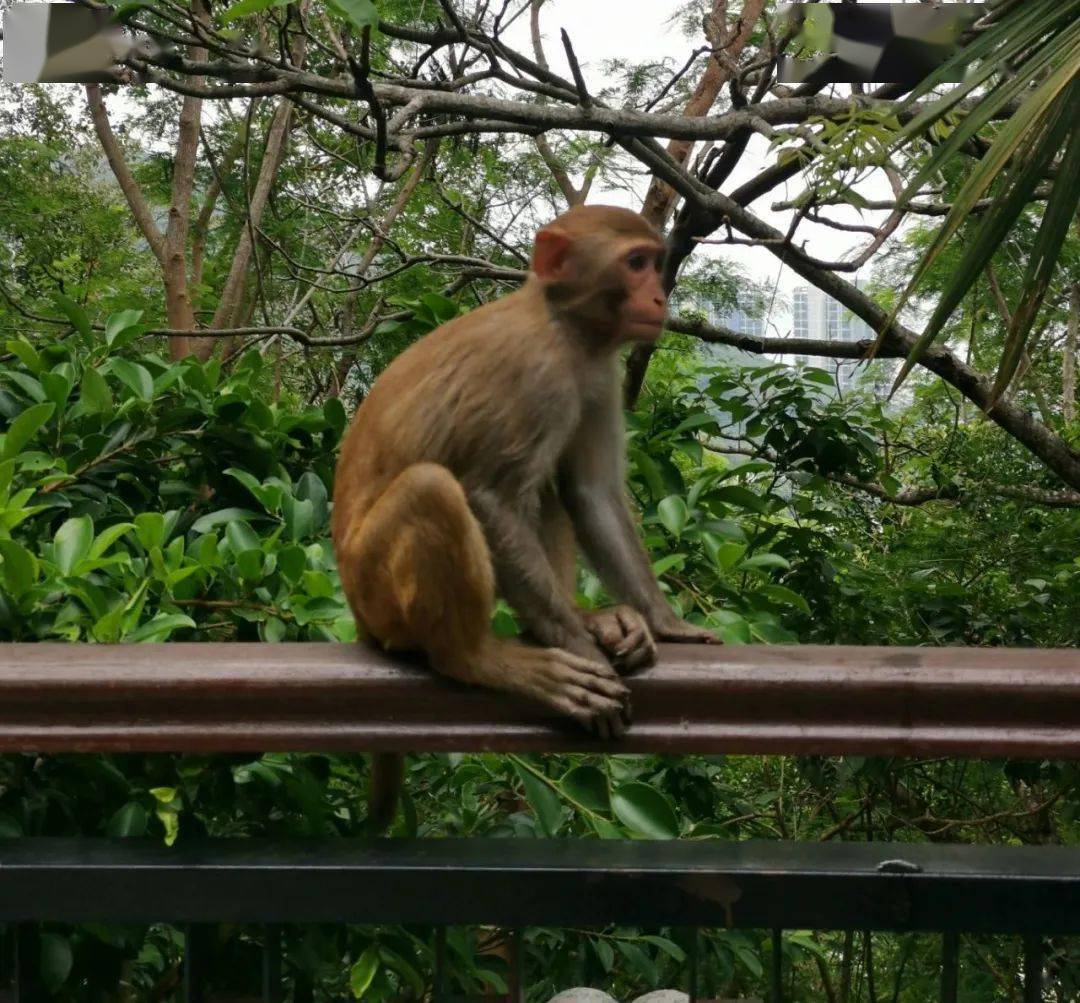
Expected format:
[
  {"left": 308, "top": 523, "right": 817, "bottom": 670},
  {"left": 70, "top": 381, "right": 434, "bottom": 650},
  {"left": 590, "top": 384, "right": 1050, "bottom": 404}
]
[{"left": 367, "top": 752, "right": 404, "bottom": 834}]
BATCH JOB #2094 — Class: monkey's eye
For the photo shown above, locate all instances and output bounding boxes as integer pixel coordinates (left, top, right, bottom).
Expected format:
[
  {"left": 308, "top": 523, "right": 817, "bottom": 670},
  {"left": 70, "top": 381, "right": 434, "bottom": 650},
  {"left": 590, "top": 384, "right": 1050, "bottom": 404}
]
[{"left": 626, "top": 252, "right": 650, "bottom": 272}]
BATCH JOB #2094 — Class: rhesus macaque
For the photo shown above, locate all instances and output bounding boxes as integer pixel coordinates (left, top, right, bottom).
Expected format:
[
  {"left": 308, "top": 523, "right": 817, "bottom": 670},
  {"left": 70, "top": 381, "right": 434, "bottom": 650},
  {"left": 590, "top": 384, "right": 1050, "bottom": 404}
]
[{"left": 332, "top": 205, "right": 716, "bottom": 828}]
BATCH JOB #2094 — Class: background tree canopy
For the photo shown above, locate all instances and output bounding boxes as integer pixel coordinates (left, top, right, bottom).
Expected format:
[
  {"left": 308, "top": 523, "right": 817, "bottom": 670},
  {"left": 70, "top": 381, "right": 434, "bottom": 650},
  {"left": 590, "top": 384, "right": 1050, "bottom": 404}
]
[{"left": 0, "top": 0, "right": 1078, "bottom": 997}]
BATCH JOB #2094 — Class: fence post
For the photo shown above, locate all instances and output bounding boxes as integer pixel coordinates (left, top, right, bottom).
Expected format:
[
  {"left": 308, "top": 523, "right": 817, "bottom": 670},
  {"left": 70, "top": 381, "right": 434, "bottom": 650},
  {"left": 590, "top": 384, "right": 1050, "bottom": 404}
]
[
  {"left": 940, "top": 932, "right": 959, "bottom": 1003},
  {"left": 1023, "top": 935, "right": 1043, "bottom": 1003}
]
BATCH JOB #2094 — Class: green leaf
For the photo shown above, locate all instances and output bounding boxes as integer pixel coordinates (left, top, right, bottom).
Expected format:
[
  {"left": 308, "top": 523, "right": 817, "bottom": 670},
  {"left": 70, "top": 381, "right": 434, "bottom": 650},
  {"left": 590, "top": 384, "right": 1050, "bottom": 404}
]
[
  {"left": 89, "top": 522, "right": 135, "bottom": 560},
  {"left": 561, "top": 765, "right": 610, "bottom": 813},
  {"left": 237, "top": 548, "right": 264, "bottom": 581},
  {"left": 349, "top": 945, "right": 381, "bottom": 998},
  {"left": 226, "top": 520, "right": 262, "bottom": 555},
  {"left": 278, "top": 544, "right": 307, "bottom": 582},
  {"left": 282, "top": 494, "right": 315, "bottom": 541},
  {"left": 134, "top": 512, "right": 166, "bottom": 550},
  {"left": 657, "top": 495, "right": 689, "bottom": 537},
  {"left": 54, "top": 515, "right": 94, "bottom": 574},
  {"left": 42, "top": 371, "right": 76, "bottom": 407},
  {"left": 672, "top": 412, "right": 719, "bottom": 435},
  {"left": 6, "top": 338, "right": 42, "bottom": 373},
  {"left": 323, "top": 396, "right": 347, "bottom": 434},
  {"left": 39, "top": 933, "right": 73, "bottom": 994},
  {"left": 107, "top": 802, "right": 150, "bottom": 837},
  {"left": 650, "top": 553, "right": 687, "bottom": 577},
  {"left": 220, "top": 0, "right": 290, "bottom": 21},
  {"left": 104, "top": 309, "right": 144, "bottom": 346},
  {"left": 109, "top": 358, "right": 154, "bottom": 401},
  {"left": 261, "top": 616, "right": 287, "bottom": 642},
  {"left": 127, "top": 613, "right": 196, "bottom": 642},
  {"left": 1, "top": 401, "right": 55, "bottom": 461},
  {"left": 191, "top": 508, "right": 263, "bottom": 533},
  {"left": 418, "top": 292, "right": 457, "bottom": 323},
  {"left": 712, "top": 484, "right": 768, "bottom": 514},
  {"left": 762, "top": 584, "right": 810, "bottom": 614},
  {"left": 80, "top": 367, "right": 113, "bottom": 412},
  {"left": 225, "top": 468, "right": 283, "bottom": 513},
  {"left": 53, "top": 293, "right": 91, "bottom": 339},
  {"left": 738, "top": 552, "right": 791, "bottom": 572},
  {"left": 4, "top": 371, "right": 46, "bottom": 402},
  {"left": 512, "top": 760, "right": 563, "bottom": 836},
  {"left": 296, "top": 471, "right": 329, "bottom": 526},
  {"left": 611, "top": 782, "right": 678, "bottom": 839},
  {"left": 639, "top": 935, "right": 686, "bottom": 962},
  {"left": 711, "top": 541, "right": 746, "bottom": 571},
  {"left": 0, "top": 540, "right": 38, "bottom": 596}
]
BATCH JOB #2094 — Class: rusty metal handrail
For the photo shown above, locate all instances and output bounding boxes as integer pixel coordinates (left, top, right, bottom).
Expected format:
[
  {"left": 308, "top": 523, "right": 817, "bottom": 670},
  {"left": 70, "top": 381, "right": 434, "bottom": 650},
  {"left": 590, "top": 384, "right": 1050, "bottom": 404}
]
[{"left": 1, "top": 642, "right": 1078, "bottom": 757}]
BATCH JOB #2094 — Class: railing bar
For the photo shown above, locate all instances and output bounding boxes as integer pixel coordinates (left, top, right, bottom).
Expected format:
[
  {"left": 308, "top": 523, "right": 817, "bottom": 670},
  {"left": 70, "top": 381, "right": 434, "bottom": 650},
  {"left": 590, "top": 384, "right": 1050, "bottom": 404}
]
[
  {"left": 434, "top": 926, "right": 447, "bottom": 1003},
  {"left": 940, "top": 932, "right": 959, "bottom": 1003},
  {"left": 1023, "top": 935, "right": 1043, "bottom": 1003},
  {"left": 182, "top": 924, "right": 208, "bottom": 1003},
  {"left": 507, "top": 928, "right": 523, "bottom": 1003},
  {"left": 262, "top": 924, "right": 282, "bottom": 1003},
  {"left": 686, "top": 927, "right": 700, "bottom": 1003},
  {"left": 771, "top": 928, "right": 783, "bottom": 1003}
]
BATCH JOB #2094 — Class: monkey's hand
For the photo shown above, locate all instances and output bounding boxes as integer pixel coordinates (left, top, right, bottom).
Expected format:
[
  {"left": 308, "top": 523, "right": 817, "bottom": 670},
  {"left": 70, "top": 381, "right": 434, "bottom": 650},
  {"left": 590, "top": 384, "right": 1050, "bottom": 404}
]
[
  {"left": 582, "top": 605, "right": 658, "bottom": 674},
  {"left": 648, "top": 609, "right": 720, "bottom": 645}
]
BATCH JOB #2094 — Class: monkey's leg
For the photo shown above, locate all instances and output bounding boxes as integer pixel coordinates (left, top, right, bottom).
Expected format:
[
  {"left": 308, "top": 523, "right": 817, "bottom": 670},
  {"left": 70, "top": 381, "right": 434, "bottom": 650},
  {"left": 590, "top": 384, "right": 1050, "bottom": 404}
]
[{"left": 342, "top": 463, "right": 631, "bottom": 735}]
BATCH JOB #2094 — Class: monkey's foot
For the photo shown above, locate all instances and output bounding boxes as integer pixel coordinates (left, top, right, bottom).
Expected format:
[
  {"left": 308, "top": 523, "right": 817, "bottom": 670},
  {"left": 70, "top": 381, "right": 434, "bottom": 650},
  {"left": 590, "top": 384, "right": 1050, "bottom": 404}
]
[
  {"left": 650, "top": 613, "right": 720, "bottom": 645},
  {"left": 582, "top": 605, "right": 658, "bottom": 674},
  {"left": 516, "top": 646, "right": 632, "bottom": 740}
]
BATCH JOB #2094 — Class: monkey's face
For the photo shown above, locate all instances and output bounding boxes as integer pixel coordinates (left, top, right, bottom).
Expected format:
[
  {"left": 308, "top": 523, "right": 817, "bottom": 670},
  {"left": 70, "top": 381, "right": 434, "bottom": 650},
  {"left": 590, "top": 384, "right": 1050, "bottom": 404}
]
[
  {"left": 532, "top": 208, "right": 669, "bottom": 346},
  {"left": 615, "top": 241, "right": 668, "bottom": 343}
]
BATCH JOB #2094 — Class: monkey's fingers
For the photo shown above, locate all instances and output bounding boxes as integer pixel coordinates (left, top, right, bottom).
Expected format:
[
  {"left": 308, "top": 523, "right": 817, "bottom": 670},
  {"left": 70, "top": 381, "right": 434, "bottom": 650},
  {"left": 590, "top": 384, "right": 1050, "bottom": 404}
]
[
  {"left": 655, "top": 622, "right": 720, "bottom": 644},
  {"left": 612, "top": 607, "right": 657, "bottom": 670},
  {"left": 547, "top": 648, "right": 630, "bottom": 694},
  {"left": 554, "top": 686, "right": 627, "bottom": 737},
  {"left": 584, "top": 610, "right": 627, "bottom": 653}
]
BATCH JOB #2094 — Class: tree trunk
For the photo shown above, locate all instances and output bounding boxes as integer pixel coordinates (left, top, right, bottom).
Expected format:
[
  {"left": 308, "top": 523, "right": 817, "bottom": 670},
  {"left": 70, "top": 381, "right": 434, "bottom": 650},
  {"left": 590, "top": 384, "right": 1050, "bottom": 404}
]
[
  {"left": 640, "top": 0, "right": 766, "bottom": 228},
  {"left": 209, "top": 4, "right": 311, "bottom": 358},
  {"left": 209, "top": 98, "right": 295, "bottom": 358}
]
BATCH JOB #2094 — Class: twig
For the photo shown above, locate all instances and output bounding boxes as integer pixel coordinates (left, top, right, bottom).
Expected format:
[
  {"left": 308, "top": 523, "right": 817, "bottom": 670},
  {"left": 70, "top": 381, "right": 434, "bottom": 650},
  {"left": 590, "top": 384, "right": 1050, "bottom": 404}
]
[{"left": 559, "top": 29, "right": 591, "bottom": 107}]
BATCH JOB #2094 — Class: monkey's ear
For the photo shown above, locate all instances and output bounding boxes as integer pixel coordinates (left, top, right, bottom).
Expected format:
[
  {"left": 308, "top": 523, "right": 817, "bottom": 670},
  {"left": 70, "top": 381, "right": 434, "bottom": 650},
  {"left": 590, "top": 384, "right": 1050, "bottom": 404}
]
[{"left": 531, "top": 227, "right": 571, "bottom": 281}]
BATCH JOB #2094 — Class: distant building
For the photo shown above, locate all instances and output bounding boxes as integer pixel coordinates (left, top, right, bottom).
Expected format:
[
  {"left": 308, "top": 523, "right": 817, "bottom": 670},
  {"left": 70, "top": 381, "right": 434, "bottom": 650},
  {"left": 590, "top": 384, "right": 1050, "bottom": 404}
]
[
  {"left": 684, "top": 296, "right": 766, "bottom": 339},
  {"left": 786, "top": 283, "right": 876, "bottom": 391}
]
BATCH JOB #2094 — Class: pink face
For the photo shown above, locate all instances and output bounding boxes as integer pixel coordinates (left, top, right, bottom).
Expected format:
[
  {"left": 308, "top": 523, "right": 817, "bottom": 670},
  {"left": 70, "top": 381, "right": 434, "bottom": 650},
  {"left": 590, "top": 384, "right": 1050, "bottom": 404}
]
[
  {"left": 617, "top": 241, "right": 668, "bottom": 342},
  {"left": 532, "top": 228, "right": 669, "bottom": 342}
]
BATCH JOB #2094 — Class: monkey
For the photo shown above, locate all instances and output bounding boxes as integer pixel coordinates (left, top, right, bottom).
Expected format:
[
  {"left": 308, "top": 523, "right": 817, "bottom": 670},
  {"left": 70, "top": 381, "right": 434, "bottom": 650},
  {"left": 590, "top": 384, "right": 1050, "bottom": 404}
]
[{"left": 331, "top": 204, "right": 717, "bottom": 831}]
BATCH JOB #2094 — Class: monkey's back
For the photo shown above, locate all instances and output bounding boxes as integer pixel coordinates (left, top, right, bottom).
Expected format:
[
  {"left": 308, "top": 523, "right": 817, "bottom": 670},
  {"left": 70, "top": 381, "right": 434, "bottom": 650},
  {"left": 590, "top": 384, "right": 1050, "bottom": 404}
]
[{"left": 332, "top": 284, "right": 584, "bottom": 544}]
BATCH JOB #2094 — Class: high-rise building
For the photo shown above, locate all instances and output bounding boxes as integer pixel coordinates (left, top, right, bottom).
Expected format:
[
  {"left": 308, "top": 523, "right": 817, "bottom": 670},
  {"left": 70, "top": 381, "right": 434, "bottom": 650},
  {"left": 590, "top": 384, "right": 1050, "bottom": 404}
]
[{"left": 787, "top": 284, "right": 876, "bottom": 390}]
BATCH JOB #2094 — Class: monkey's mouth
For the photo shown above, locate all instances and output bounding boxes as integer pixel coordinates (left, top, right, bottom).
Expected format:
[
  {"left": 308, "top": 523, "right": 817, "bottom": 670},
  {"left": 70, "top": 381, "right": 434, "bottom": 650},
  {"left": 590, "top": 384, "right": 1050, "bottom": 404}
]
[{"left": 624, "top": 317, "right": 666, "bottom": 341}]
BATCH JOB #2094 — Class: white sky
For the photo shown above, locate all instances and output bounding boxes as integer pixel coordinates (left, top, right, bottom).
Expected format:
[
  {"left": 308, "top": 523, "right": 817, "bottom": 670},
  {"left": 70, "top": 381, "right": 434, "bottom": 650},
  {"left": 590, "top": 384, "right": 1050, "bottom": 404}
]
[{"left": 506, "top": 0, "right": 903, "bottom": 331}]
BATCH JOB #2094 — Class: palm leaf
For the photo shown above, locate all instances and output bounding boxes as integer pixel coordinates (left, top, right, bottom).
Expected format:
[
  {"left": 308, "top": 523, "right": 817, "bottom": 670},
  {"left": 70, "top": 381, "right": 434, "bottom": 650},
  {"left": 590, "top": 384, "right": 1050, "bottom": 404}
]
[
  {"left": 989, "top": 83, "right": 1080, "bottom": 403},
  {"left": 874, "top": 1, "right": 1080, "bottom": 388},
  {"left": 888, "top": 104, "right": 1072, "bottom": 393}
]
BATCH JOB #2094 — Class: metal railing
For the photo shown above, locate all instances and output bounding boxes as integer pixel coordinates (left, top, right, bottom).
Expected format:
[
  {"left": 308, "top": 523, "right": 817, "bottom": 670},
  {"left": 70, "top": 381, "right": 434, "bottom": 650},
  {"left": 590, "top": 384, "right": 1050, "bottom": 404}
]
[{"left": 1, "top": 642, "right": 1079, "bottom": 1001}]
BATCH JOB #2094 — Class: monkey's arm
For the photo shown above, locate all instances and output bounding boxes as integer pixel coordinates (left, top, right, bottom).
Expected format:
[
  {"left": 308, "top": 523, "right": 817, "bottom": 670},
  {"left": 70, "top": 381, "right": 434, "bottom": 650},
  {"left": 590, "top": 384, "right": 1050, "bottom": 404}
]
[
  {"left": 561, "top": 399, "right": 716, "bottom": 644},
  {"left": 467, "top": 487, "right": 604, "bottom": 660}
]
